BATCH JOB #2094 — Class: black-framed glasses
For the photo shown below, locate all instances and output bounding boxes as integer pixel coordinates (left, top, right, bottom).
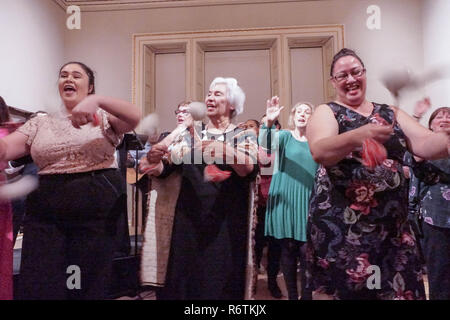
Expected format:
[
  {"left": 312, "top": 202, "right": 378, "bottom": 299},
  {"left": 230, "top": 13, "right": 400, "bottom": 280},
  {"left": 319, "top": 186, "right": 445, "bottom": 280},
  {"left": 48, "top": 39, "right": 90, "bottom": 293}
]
[
  {"left": 174, "top": 110, "right": 189, "bottom": 115},
  {"left": 332, "top": 67, "right": 366, "bottom": 82}
]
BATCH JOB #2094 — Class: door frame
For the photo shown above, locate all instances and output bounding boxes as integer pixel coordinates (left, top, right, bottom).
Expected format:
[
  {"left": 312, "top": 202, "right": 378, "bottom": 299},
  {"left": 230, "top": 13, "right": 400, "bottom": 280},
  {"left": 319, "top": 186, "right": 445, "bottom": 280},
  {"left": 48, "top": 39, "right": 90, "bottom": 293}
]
[{"left": 132, "top": 24, "right": 344, "bottom": 127}]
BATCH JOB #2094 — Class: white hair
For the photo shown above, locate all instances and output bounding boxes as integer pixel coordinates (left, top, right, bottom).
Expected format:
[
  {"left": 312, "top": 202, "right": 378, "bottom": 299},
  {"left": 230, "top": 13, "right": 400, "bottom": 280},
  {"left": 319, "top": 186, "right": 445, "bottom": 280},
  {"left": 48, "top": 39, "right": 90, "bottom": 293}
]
[{"left": 209, "top": 77, "right": 246, "bottom": 119}]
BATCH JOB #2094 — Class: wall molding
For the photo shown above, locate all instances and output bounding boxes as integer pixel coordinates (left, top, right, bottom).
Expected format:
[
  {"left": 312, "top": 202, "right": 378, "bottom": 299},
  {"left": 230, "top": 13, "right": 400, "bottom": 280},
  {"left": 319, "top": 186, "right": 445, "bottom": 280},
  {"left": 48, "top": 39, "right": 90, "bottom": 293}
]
[
  {"left": 133, "top": 25, "right": 344, "bottom": 127},
  {"left": 53, "top": 0, "right": 317, "bottom": 12}
]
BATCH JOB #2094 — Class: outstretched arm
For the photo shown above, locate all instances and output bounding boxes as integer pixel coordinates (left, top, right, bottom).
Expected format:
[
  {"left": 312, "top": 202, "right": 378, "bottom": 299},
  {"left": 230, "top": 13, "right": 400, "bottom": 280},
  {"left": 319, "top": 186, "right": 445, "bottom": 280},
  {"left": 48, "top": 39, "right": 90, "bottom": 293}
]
[
  {"left": 0, "top": 131, "right": 29, "bottom": 162},
  {"left": 393, "top": 106, "right": 449, "bottom": 160}
]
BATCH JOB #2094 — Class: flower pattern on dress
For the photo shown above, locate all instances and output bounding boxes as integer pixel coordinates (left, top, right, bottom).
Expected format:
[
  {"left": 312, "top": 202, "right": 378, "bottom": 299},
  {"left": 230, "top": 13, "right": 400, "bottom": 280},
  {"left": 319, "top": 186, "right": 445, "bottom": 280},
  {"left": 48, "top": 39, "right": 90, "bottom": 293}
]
[
  {"left": 442, "top": 187, "right": 450, "bottom": 201},
  {"left": 306, "top": 102, "right": 425, "bottom": 299},
  {"left": 345, "top": 253, "right": 372, "bottom": 284},
  {"left": 345, "top": 181, "right": 378, "bottom": 215},
  {"left": 407, "top": 155, "right": 450, "bottom": 228}
]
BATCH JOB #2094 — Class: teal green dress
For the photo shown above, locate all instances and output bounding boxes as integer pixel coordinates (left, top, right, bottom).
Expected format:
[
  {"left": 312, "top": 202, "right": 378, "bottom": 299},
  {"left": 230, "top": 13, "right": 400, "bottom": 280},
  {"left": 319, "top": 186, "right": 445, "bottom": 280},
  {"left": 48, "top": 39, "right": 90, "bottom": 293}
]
[{"left": 259, "top": 126, "right": 318, "bottom": 242}]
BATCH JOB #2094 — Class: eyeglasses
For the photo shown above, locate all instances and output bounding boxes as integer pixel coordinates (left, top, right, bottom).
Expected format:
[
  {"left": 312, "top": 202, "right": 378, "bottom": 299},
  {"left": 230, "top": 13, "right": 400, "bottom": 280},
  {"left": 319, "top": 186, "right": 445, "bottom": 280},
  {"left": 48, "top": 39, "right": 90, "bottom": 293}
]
[
  {"left": 174, "top": 110, "right": 189, "bottom": 115},
  {"left": 332, "top": 67, "right": 366, "bottom": 82}
]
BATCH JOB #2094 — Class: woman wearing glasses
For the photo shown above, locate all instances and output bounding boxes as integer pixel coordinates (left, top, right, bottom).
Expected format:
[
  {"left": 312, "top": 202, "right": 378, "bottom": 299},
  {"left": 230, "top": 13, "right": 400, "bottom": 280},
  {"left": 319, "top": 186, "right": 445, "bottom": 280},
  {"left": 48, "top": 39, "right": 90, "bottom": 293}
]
[{"left": 305, "top": 48, "right": 449, "bottom": 300}]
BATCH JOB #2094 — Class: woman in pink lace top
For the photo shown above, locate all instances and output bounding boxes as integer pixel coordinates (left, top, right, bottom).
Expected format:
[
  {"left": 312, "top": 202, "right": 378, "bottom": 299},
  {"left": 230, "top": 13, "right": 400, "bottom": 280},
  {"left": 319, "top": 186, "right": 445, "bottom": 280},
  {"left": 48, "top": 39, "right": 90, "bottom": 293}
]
[{"left": 0, "top": 62, "right": 141, "bottom": 300}]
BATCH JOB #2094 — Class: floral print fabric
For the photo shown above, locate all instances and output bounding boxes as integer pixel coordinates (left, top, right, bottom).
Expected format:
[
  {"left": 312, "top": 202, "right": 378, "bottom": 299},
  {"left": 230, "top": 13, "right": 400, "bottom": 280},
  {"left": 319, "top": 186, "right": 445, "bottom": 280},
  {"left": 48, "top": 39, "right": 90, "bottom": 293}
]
[
  {"left": 406, "top": 154, "right": 449, "bottom": 228},
  {"left": 306, "top": 102, "right": 425, "bottom": 300}
]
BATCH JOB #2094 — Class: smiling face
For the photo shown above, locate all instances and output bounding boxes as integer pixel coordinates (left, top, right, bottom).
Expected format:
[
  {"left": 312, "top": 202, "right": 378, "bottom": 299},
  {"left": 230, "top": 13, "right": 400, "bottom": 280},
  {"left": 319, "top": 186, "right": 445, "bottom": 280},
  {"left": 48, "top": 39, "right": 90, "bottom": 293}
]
[
  {"left": 331, "top": 56, "right": 367, "bottom": 107},
  {"left": 293, "top": 104, "right": 312, "bottom": 128},
  {"left": 58, "top": 63, "right": 93, "bottom": 110},
  {"left": 430, "top": 110, "right": 450, "bottom": 133},
  {"left": 205, "top": 83, "right": 233, "bottom": 120}
]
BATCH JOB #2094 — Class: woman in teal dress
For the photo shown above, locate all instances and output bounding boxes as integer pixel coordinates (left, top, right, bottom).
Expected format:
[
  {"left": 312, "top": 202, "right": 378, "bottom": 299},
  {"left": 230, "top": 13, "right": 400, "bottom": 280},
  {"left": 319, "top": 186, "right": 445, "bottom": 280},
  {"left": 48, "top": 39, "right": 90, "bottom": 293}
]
[{"left": 259, "top": 97, "right": 318, "bottom": 300}]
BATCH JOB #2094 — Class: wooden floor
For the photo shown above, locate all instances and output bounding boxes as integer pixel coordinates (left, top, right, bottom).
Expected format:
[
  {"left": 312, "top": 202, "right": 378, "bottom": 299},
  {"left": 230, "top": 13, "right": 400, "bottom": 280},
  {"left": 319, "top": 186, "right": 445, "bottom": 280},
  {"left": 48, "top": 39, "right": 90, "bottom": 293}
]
[
  {"left": 117, "top": 251, "right": 430, "bottom": 300},
  {"left": 16, "top": 234, "right": 429, "bottom": 301},
  {"left": 117, "top": 272, "right": 429, "bottom": 300},
  {"left": 115, "top": 272, "right": 288, "bottom": 300}
]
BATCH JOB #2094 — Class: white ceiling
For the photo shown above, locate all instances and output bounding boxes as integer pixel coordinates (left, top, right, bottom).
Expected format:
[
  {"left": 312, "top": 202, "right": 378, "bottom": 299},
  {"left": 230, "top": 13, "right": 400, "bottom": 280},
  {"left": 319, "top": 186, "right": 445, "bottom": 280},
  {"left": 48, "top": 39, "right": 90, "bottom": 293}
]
[{"left": 53, "top": 0, "right": 319, "bottom": 12}]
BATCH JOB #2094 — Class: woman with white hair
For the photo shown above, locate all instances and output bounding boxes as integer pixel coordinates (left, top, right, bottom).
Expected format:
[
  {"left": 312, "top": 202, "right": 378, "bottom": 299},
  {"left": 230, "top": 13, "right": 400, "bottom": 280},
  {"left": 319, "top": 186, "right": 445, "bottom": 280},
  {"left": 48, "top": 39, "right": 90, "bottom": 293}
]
[
  {"left": 259, "top": 97, "right": 318, "bottom": 300},
  {"left": 145, "top": 77, "right": 258, "bottom": 300}
]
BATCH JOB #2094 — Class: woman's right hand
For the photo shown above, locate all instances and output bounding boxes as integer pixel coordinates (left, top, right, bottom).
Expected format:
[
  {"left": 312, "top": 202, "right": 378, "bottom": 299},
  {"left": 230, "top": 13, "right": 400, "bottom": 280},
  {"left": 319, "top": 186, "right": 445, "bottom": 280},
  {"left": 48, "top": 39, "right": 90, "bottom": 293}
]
[
  {"left": 139, "top": 156, "right": 163, "bottom": 176},
  {"left": 357, "top": 123, "right": 393, "bottom": 145},
  {"left": 265, "top": 96, "right": 284, "bottom": 127},
  {"left": 146, "top": 144, "right": 168, "bottom": 164}
]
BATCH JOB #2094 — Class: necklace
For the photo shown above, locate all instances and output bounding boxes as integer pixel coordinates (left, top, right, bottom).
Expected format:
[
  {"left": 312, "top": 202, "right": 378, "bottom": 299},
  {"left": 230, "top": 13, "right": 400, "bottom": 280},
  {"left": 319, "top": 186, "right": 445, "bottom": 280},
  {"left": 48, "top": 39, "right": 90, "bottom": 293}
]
[{"left": 205, "top": 122, "right": 233, "bottom": 142}]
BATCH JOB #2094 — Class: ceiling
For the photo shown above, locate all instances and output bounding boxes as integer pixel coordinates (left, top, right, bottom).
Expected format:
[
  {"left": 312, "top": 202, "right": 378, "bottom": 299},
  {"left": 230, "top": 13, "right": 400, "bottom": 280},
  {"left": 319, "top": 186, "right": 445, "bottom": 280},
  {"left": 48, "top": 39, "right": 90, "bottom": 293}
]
[{"left": 53, "top": 0, "right": 319, "bottom": 12}]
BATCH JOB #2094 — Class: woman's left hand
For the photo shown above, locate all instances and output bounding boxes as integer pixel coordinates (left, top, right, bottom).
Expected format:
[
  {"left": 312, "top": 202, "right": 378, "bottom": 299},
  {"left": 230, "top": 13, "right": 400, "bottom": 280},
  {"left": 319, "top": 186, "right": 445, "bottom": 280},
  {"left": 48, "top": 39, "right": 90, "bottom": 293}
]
[
  {"left": 413, "top": 97, "right": 431, "bottom": 119},
  {"left": 70, "top": 95, "right": 100, "bottom": 128}
]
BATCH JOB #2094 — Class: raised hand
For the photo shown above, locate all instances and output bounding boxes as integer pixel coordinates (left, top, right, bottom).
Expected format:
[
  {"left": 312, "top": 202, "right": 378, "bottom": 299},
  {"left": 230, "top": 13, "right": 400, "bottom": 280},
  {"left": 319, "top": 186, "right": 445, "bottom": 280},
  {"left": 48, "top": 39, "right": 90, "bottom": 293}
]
[
  {"left": 413, "top": 97, "right": 431, "bottom": 119},
  {"left": 265, "top": 96, "right": 284, "bottom": 127}
]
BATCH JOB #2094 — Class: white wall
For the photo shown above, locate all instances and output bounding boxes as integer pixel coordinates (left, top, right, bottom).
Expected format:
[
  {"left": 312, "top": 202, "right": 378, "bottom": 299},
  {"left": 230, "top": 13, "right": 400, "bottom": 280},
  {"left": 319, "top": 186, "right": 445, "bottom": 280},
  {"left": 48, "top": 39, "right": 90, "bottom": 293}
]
[
  {"left": 0, "top": 0, "right": 65, "bottom": 112},
  {"left": 0, "top": 0, "right": 426, "bottom": 115},
  {"left": 422, "top": 0, "right": 450, "bottom": 123},
  {"left": 63, "top": 0, "right": 424, "bottom": 113}
]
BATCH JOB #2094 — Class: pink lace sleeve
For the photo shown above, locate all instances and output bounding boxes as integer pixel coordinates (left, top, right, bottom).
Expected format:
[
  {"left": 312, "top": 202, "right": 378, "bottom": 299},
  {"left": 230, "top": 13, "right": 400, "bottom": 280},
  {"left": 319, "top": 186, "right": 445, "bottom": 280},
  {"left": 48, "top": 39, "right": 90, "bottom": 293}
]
[
  {"left": 99, "top": 110, "right": 123, "bottom": 147},
  {"left": 15, "top": 116, "right": 40, "bottom": 147}
]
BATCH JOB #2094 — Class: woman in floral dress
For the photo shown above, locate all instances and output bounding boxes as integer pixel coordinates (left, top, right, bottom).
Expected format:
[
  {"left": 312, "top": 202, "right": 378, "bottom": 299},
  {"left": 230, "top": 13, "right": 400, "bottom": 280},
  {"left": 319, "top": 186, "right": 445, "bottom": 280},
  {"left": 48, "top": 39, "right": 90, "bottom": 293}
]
[{"left": 305, "top": 48, "right": 450, "bottom": 300}]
